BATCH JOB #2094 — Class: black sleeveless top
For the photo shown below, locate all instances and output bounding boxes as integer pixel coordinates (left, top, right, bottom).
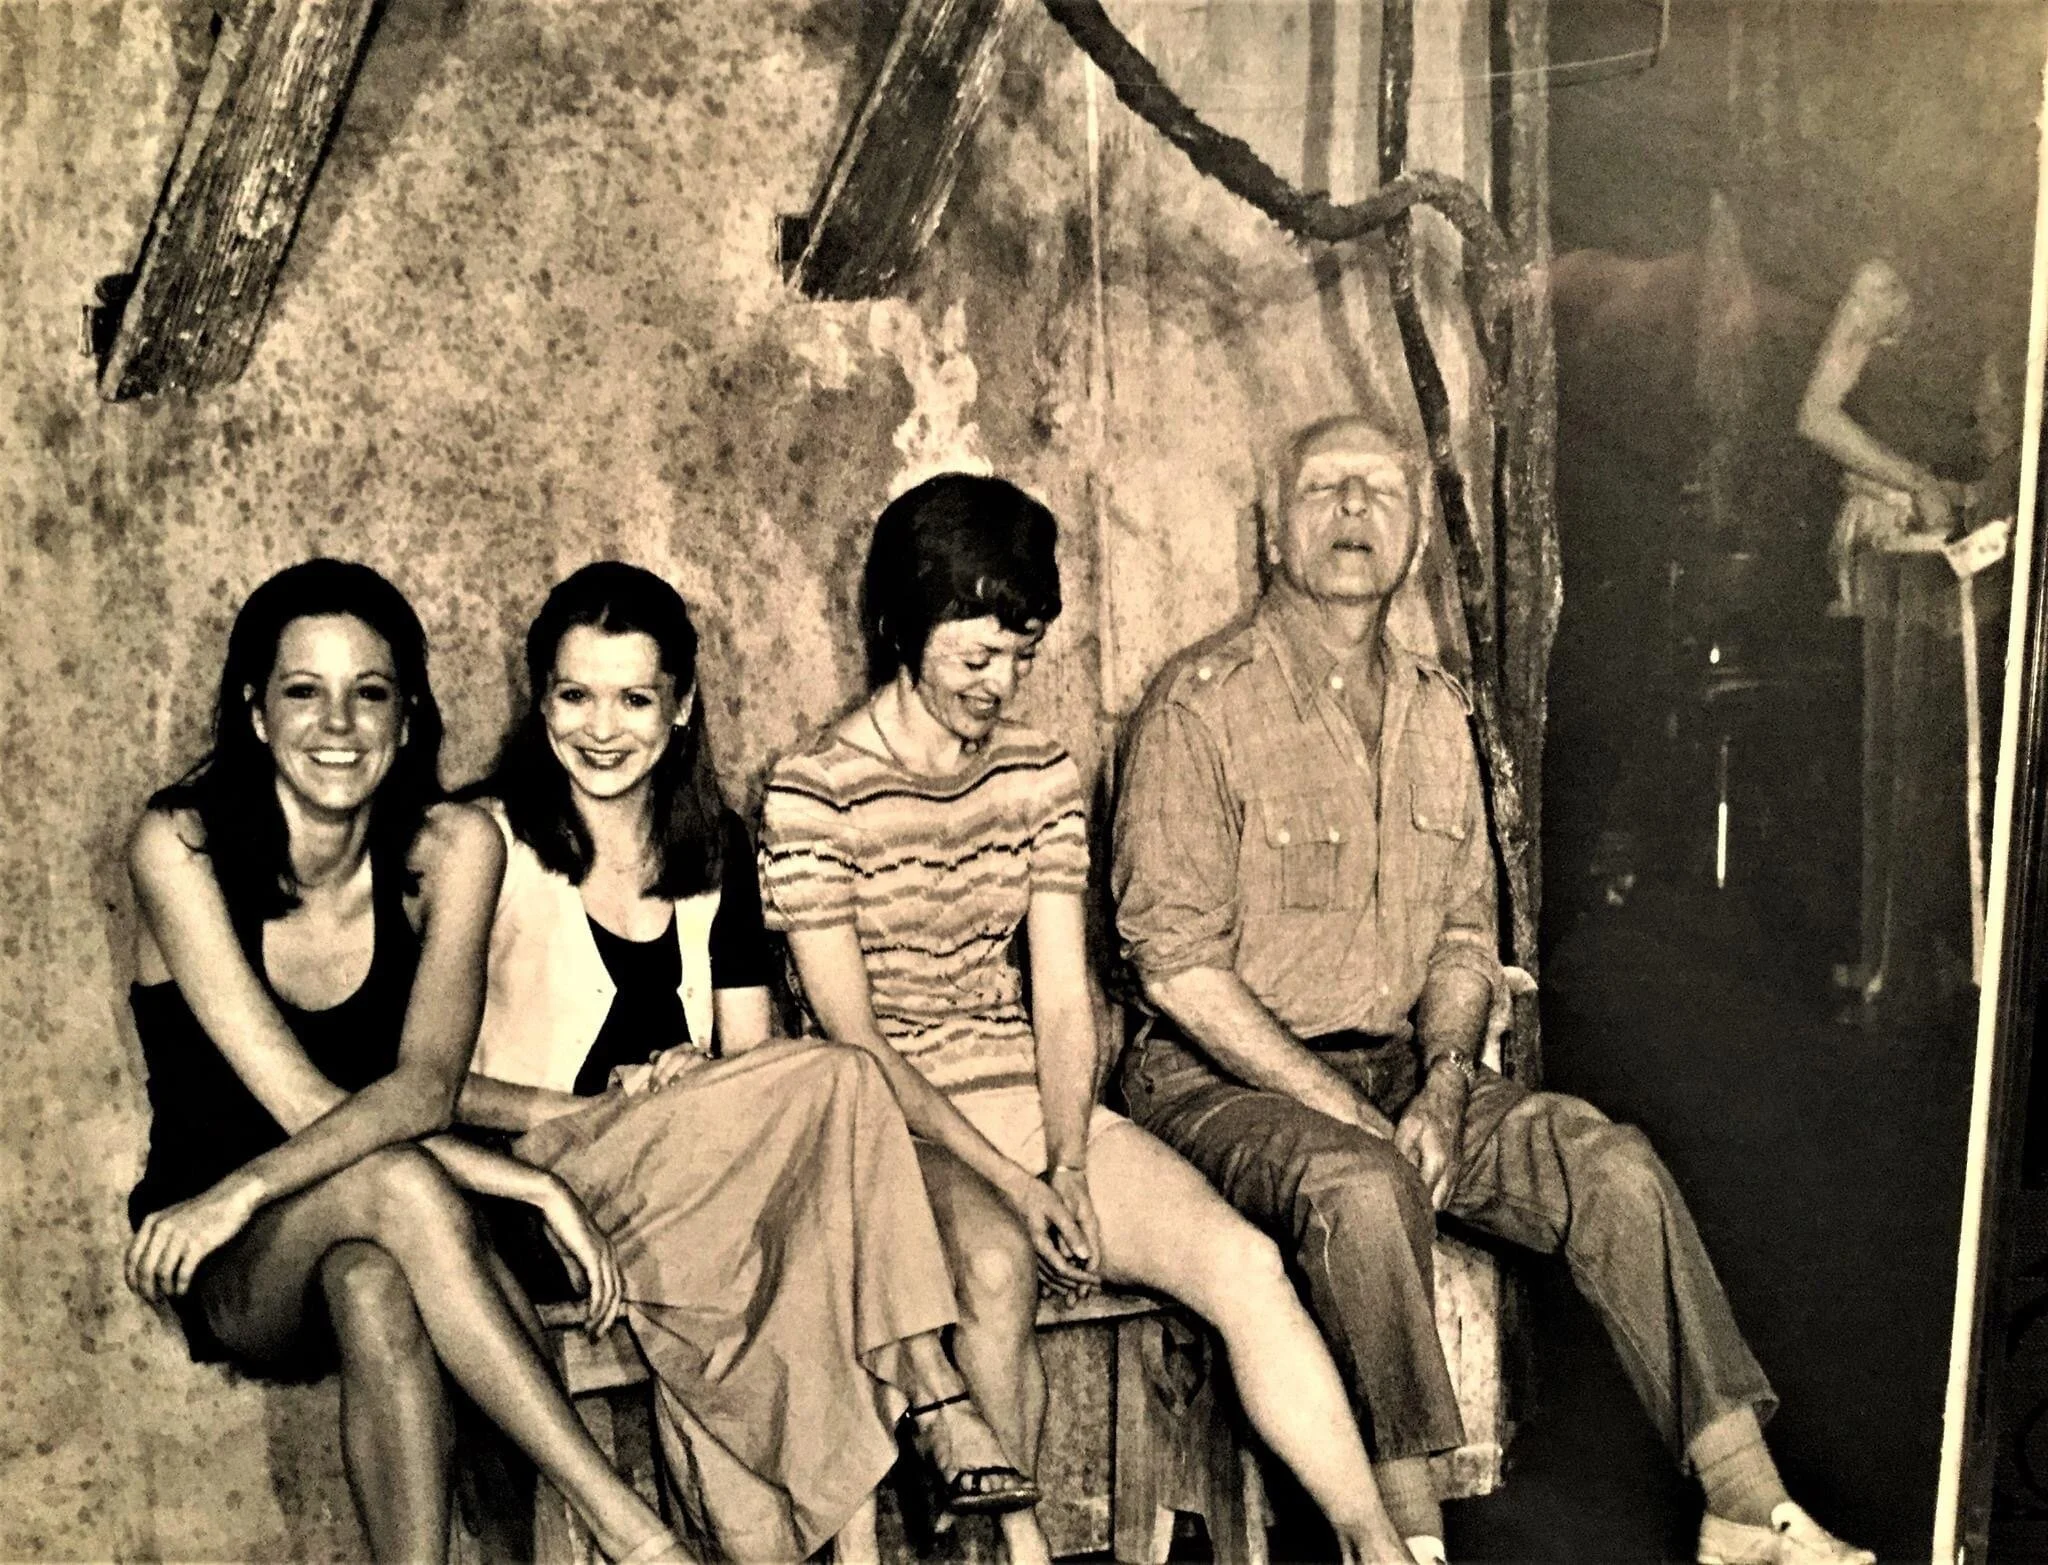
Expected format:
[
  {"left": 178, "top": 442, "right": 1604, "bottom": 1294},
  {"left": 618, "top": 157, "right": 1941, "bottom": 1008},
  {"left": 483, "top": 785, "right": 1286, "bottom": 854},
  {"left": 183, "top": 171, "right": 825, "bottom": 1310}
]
[
  {"left": 565, "top": 810, "right": 776, "bottom": 1095},
  {"left": 128, "top": 865, "right": 421, "bottom": 1228},
  {"left": 1842, "top": 334, "right": 1979, "bottom": 482},
  {"left": 574, "top": 913, "right": 687, "bottom": 1095}
]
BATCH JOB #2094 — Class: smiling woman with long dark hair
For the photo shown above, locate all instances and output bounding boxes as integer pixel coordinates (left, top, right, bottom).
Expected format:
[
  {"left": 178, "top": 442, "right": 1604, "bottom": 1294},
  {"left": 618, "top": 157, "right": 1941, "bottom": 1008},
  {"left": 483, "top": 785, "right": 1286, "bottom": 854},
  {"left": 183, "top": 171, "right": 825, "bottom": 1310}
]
[
  {"left": 455, "top": 561, "right": 1033, "bottom": 1563},
  {"left": 124, "top": 558, "right": 685, "bottom": 1565}
]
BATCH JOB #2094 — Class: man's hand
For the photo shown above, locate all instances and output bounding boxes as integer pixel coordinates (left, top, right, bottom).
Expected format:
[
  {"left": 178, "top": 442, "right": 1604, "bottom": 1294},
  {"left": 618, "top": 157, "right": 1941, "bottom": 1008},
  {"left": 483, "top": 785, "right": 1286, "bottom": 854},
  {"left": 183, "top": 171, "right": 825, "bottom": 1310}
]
[
  {"left": 1335, "top": 1092, "right": 1397, "bottom": 1140},
  {"left": 1394, "top": 1070, "right": 1466, "bottom": 1210},
  {"left": 125, "top": 1174, "right": 264, "bottom": 1303},
  {"left": 1912, "top": 476, "right": 1964, "bottom": 535}
]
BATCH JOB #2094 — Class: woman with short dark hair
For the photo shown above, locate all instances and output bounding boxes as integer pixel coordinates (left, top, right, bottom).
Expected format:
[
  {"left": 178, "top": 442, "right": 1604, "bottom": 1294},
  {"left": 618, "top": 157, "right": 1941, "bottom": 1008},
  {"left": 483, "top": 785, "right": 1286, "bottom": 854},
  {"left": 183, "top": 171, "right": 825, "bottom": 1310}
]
[
  {"left": 762, "top": 476, "right": 1413, "bottom": 1565},
  {"left": 125, "top": 559, "right": 685, "bottom": 1565},
  {"left": 456, "top": 561, "right": 1034, "bottom": 1563}
]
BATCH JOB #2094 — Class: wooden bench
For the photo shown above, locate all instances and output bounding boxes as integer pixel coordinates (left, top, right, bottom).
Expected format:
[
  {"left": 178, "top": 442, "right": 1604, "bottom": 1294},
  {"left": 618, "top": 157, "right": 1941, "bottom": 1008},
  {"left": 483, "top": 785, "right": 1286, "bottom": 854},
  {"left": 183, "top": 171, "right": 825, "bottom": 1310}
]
[
  {"left": 523, "top": 1243, "right": 1503, "bottom": 1564},
  {"left": 524, "top": 1290, "right": 1267, "bottom": 1564}
]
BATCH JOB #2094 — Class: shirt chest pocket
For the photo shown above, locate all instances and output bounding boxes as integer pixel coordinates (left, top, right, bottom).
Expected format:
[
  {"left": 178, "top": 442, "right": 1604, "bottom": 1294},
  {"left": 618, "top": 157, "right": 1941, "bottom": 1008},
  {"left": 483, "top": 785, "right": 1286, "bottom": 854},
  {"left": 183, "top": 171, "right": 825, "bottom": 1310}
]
[
  {"left": 1255, "top": 792, "right": 1358, "bottom": 912},
  {"left": 1406, "top": 777, "right": 1470, "bottom": 891}
]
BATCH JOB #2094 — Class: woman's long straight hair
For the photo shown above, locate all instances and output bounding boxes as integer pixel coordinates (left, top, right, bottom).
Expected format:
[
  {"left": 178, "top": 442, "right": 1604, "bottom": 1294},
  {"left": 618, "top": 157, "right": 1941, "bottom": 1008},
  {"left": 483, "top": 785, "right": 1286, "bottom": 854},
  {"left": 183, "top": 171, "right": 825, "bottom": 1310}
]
[
  {"left": 151, "top": 559, "right": 445, "bottom": 924},
  {"left": 467, "top": 562, "right": 726, "bottom": 898}
]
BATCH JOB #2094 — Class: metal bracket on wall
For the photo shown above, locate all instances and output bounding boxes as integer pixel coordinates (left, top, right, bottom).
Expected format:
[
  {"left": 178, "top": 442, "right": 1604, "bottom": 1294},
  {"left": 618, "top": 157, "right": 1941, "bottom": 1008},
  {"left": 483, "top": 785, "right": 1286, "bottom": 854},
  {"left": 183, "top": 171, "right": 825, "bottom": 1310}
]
[{"left": 79, "top": 273, "right": 135, "bottom": 364}]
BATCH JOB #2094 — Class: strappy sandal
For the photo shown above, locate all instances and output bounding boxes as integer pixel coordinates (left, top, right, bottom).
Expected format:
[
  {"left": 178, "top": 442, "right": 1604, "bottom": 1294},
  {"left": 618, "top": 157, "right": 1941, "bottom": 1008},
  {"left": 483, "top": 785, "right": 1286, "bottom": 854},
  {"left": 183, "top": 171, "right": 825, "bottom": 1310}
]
[{"left": 903, "top": 1391, "right": 1042, "bottom": 1516}]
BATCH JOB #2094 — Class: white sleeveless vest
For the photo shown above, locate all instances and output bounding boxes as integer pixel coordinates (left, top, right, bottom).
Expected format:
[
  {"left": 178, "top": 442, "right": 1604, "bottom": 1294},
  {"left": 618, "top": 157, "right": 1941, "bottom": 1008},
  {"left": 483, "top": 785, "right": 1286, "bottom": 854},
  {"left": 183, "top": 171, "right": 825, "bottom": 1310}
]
[{"left": 470, "top": 800, "right": 720, "bottom": 1092}]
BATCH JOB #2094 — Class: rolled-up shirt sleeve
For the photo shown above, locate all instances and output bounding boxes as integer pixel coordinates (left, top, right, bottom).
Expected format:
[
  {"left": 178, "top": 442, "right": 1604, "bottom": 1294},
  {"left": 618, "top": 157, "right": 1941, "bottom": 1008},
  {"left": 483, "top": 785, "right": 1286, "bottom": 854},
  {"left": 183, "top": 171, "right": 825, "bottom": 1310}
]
[
  {"left": 1112, "top": 693, "right": 1244, "bottom": 986},
  {"left": 1424, "top": 740, "right": 1506, "bottom": 1007}
]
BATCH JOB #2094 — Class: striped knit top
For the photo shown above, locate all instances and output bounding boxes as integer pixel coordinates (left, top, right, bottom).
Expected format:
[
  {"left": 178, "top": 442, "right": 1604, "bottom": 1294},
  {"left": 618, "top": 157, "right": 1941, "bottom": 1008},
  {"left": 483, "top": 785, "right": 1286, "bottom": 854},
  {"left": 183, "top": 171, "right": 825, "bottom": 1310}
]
[{"left": 759, "top": 721, "right": 1090, "bottom": 1098}]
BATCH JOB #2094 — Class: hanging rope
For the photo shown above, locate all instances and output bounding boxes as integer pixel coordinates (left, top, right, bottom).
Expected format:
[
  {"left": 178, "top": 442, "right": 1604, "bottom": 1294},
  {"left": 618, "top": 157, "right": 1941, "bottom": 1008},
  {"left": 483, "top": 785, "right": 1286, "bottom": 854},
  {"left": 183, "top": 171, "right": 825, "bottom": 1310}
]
[
  {"left": 1039, "top": 0, "right": 1517, "bottom": 360},
  {"left": 1371, "top": 0, "right": 1535, "bottom": 985},
  {"left": 1042, "top": 0, "right": 1539, "bottom": 990}
]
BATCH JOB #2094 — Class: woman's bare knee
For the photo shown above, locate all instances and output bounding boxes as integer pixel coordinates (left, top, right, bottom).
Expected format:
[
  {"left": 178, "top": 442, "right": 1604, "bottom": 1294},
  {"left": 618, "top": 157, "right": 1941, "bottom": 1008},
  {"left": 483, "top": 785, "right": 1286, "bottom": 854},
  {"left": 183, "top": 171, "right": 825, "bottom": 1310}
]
[
  {"left": 811, "top": 1041, "right": 876, "bottom": 1085},
  {"left": 344, "top": 1146, "right": 479, "bottom": 1254},
  {"left": 321, "top": 1241, "right": 430, "bottom": 1368},
  {"left": 1184, "top": 1217, "right": 1290, "bottom": 1318},
  {"left": 952, "top": 1228, "right": 1038, "bottom": 1327}
]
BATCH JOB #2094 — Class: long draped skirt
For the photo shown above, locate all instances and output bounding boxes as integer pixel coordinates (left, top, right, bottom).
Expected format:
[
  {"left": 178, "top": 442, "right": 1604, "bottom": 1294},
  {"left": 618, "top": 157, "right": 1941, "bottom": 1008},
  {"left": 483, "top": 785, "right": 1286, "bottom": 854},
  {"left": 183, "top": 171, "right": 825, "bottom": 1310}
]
[{"left": 513, "top": 1039, "right": 958, "bottom": 1561}]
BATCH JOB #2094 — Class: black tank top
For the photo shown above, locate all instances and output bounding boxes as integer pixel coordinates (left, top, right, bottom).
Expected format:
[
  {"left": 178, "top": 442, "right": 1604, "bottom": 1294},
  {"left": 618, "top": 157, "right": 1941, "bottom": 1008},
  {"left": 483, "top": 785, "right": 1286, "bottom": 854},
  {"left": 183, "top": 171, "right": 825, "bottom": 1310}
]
[
  {"left": 128, "top": 866, "right": 421, "bottom": 1226},
  {"left": 1843, "top": 335, "right": 1979, "bottom": 481},
  {"left": 573, "top": 912, "right": 688, "bottom": 1096}
]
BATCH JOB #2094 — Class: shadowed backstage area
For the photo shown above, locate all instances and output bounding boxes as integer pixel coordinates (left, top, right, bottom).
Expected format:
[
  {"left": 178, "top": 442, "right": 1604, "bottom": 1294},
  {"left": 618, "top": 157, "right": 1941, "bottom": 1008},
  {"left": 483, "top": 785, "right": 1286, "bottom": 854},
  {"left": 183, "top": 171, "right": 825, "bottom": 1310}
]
[
  {"left": 0, "top": 0, "right": 2039, "bottom": 1562},
  {"left": 1445, "top": 2, "right": 2033, "bottom": 1561}
]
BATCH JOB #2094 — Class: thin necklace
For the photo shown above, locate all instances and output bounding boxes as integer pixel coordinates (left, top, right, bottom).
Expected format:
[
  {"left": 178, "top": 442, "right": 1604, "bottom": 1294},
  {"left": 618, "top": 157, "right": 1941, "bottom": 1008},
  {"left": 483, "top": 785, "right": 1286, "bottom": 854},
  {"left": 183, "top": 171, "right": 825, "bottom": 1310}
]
[
  {"left": 868, "top": 694, "right": 920, "bottom": 774},
  {"left": 868, "top": 686, "right": 976, "bottom": 776}
]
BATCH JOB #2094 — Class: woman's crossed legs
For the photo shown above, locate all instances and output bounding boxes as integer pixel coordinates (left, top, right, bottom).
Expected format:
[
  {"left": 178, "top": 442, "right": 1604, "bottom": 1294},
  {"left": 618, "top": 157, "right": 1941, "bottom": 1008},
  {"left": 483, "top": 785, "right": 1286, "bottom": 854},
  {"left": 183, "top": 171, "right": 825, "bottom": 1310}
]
[{"left": 191, "top": 1145, "right": 674, "bottom": 1565}]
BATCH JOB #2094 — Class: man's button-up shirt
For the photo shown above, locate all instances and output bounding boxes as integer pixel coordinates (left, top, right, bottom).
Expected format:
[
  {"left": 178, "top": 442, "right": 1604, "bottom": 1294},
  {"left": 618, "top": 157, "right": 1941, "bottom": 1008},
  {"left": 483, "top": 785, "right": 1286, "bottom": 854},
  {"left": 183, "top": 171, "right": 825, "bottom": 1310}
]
[{"left": 1112, "top": 587, "right": 1504, "bottom": 1043}]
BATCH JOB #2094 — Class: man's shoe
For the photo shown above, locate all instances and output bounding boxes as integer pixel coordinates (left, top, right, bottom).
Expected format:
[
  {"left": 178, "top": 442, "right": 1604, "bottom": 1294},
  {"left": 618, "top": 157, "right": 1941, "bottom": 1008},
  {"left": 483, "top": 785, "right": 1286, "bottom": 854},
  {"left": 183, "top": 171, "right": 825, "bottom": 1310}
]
[
  {"left": 1697, "top": 1502, "right": 1876, "bottom": 1565},
  {"left": 1404, "top": 1537, "right": 1447, "bottom": 1565}
]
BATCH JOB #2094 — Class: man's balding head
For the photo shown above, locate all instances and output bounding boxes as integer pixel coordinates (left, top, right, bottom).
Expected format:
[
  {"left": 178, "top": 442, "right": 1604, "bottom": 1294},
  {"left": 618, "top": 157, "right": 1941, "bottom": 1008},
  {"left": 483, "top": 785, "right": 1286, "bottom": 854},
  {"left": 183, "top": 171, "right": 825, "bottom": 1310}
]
[
  {"left": 1278, "top": 413, "right": 1412, "bottom": 502},
  {"left": 1269, "top": 413, "right": 1425, "bottom": 609}
]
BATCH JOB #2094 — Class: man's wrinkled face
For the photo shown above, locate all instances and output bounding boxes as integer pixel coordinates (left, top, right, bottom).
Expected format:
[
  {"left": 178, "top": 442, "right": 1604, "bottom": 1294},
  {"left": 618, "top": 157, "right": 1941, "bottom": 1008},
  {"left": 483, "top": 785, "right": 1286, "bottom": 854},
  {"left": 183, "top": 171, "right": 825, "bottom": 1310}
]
[{"left": 1274, "top": 420, "right": 1422, "bottom": 607}]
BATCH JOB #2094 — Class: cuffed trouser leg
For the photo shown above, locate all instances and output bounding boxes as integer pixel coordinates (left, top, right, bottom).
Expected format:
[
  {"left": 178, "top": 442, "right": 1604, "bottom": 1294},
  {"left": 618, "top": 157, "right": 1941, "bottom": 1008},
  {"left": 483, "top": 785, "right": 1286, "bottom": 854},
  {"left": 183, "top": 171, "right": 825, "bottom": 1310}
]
[{"left": 1448, "top": 1075, "right": 1779, "bottom": 1459}]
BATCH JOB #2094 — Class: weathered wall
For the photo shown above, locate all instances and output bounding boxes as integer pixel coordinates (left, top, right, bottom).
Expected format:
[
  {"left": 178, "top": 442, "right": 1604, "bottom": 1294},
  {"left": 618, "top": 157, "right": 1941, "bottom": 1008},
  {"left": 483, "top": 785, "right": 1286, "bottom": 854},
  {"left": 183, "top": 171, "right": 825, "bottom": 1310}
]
[
  {"left": 1088, "top": 0, "right": 1494, "bottom": 710},
  {"left": 0, "top": 0, "right": 1497, "bottom": 1556}
]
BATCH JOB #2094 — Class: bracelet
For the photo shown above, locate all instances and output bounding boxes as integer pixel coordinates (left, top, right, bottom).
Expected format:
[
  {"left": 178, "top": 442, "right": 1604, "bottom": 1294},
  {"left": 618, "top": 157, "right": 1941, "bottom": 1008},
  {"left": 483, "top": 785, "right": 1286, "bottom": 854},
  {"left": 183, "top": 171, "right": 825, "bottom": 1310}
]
[
  {"left": 1426, "top": 1051, "right": 1479, "bottom": 1088},
  {"left": 1049, "top": 1160, "right": 1089, "bottom": 1175}
]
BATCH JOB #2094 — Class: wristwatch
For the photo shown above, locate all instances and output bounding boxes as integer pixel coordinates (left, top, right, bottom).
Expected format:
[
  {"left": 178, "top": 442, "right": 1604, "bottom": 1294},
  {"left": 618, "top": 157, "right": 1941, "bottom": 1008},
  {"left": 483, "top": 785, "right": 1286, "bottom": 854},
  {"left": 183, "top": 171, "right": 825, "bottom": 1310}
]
[{"left": 1426, "top": 1050, "right": 1479, "bottom": 1088}]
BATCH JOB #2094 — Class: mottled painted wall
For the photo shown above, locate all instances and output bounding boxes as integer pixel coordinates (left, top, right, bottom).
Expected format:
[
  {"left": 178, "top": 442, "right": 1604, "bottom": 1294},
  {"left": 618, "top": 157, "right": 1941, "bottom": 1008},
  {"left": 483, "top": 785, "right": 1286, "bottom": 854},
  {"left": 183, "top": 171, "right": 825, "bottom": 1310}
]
[
  {"left": 0, "top": 0, "right": 1494, "bottom": 1555},
  {"left": 1089, "top": 0, "right": 1494, "bottom": 710}
]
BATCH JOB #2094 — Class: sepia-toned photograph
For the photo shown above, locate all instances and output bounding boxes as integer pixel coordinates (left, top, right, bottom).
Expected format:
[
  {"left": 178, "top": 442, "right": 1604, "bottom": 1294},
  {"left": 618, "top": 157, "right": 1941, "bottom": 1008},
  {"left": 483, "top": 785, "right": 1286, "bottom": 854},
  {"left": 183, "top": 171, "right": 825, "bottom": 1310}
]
[{"left": 2, "top": 2, "right": 2044, "bottom": 1562}]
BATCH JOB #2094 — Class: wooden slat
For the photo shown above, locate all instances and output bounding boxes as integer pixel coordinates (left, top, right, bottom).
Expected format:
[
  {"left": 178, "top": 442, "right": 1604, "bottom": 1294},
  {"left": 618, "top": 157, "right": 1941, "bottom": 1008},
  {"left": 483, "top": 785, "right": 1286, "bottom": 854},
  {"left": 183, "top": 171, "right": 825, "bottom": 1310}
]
[
  {"left": 536, "top": 1300, "right": 591, "bottom": 1331},
  {"left": 1035, "top": 1286, "right": 1170, "bottom": 1328},
  {"left": 538, "top": 1290, "right": 1168, "bottom": 1334},
  {"left": 97, "top": 0, "right": 382, "bottom": 400},
  {"left": 539, "top": 1307, "right": 654, "bottom": 1397},
  {"left": 1492, "top": 0, "right": 1561, "bottom": 1086},
  {"left": 785, "top": 0, "right": 1025, "bottom": 299}
]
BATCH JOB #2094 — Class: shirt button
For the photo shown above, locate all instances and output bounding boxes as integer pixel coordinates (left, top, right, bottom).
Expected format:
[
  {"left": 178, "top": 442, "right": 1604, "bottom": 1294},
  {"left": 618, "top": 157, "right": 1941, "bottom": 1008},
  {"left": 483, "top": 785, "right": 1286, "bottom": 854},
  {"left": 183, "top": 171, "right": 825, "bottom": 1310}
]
[
  {"left": 1275, "top": 829, "right": 1292, "bottom": 846},
  {"left": 1197, "top": 665, "right": 1213, "bottom": 682},
  {"left": 1329, "top": 673, "right": 1345, "bottom": 692},
  {"left": 1327, "top": 826, "right": 1342, "bottom": 843},
  {"left": 1378, "top": 981, "right": 1389, "bottom": 996}
]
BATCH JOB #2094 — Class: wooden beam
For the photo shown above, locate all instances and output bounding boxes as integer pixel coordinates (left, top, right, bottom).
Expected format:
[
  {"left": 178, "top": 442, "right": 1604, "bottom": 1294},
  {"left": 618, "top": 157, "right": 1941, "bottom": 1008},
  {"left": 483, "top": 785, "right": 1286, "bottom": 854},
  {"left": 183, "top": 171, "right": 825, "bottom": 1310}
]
[
  {"left": 1492, "top": 0, "right": 1558, "bottom": 1087},
  {"left": 784, "top": 0, "right": 1025, "bottom": 300},
  {"left": 96, "top": 0, "right": 382, "bottom": 400}
]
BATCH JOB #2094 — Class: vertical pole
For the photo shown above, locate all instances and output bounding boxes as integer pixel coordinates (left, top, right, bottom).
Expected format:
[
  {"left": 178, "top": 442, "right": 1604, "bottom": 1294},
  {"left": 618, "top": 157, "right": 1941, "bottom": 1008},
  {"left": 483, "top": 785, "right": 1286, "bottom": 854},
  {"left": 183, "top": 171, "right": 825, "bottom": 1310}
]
[{"left": 1961, "top": 573, "right": 1987, "bottom": 979}]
